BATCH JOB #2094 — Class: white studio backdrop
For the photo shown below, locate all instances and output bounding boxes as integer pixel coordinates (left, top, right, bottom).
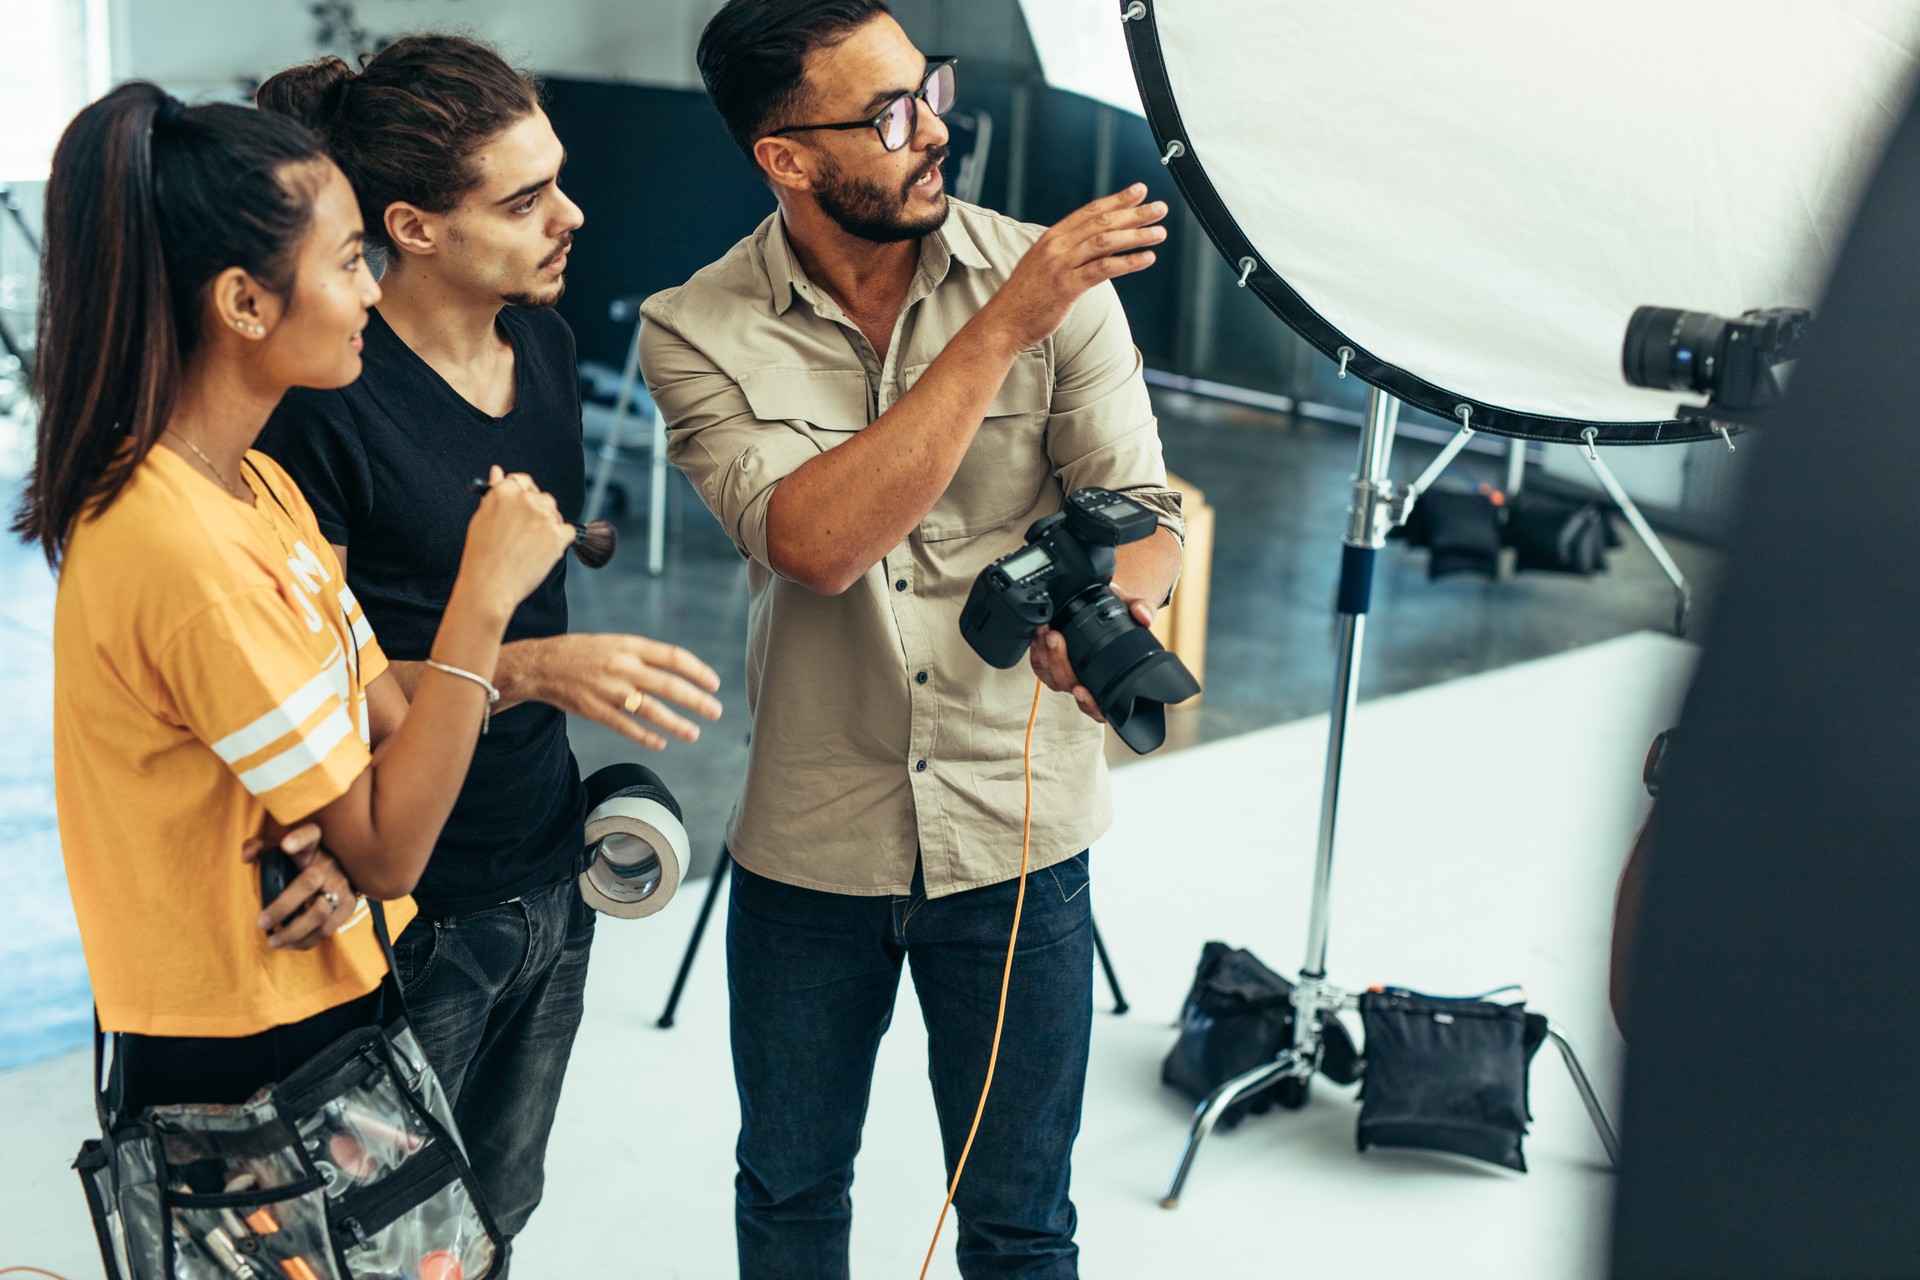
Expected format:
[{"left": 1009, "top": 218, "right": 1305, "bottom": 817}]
[
  {"left": 1137, "top": 1, "right": 1920, "bottom": 429},
  {"left": 1018, "top": 0, "right": 1143, "bottom": 114}
]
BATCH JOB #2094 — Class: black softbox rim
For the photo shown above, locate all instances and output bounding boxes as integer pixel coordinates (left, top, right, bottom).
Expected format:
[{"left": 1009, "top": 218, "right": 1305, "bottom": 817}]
[{"left": 1117, "top": 0, "right": 1719, "bottom": 446}]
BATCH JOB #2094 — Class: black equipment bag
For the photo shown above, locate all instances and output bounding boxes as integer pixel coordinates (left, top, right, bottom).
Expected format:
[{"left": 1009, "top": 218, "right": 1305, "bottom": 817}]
[
  {"left": 1162, "top": 942, "right": 1361, "bottom": 1128},
  {"left": 1356, "top": 988, "right": 1549, "bottom": 1172},
  {"left": 1398, "top": 487, "right": 1503, "bottom": 580},
  {"left": 1504, "top": 492, "right": 1618, "bottom": 576},
  {"left": 74, "top": 903, "right": 505, "bottom": 1279}
]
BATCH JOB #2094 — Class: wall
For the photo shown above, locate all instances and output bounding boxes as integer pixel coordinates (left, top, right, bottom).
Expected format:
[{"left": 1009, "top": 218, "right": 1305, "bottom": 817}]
[
  {"left": 114, "top": 0, "right": 719, "bottom": 95},
  {"left": 113, "top": 0, "right": 1038, "bottom": 97}
]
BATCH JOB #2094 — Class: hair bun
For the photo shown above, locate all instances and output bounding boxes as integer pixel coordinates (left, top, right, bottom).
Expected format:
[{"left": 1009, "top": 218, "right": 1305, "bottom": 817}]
[{"left": 255, "top": 56, "right": 357, "bottom": 133}]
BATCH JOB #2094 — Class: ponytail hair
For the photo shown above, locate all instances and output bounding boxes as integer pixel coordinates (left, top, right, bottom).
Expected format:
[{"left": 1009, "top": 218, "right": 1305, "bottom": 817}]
[
  {"left": 11, "top": 83, "right": 325, "bottom": 567},
  {"left": 257, "top": 36, "right": 541, "bottom": 255}
]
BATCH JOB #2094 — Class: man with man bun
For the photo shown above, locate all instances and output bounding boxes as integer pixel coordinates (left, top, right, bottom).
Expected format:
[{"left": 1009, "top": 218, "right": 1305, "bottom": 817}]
[{"left": 256, "top": 36, "right": 723, "bottom": 1260}]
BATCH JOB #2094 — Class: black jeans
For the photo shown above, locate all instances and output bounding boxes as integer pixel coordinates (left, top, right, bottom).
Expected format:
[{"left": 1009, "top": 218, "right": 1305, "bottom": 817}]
[
  {"left": 389, "top": 877, "right": 594, "bottom": 1258},
  {"left": 116, "top": 988, "right": 385, "bottom": 1114},
  {"left": 728, "top": 854, "right": 1095, "bottom": 1280}
]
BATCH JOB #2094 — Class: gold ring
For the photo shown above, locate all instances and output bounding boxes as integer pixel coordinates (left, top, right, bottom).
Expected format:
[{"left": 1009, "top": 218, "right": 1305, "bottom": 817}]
[{"left": 624, "top": 690, "right": 647, "bottom": 716}]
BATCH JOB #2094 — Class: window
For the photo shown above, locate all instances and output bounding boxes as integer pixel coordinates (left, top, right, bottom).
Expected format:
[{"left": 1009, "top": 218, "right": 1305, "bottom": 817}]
[{"left": 0, "top": 0, "right": 111, "bottom": 179}]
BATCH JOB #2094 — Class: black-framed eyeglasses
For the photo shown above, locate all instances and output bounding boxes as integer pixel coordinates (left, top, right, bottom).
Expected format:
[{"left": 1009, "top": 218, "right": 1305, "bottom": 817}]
[{"left": 770, "top": 58, "right": 957, "bottom": 153}]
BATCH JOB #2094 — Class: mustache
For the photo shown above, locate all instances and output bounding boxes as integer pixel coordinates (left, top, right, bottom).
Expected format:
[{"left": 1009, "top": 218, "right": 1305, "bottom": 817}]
[
  {"left": 539, "top": 234, "right": 575, "bottom": 270},
  {"left": 904, "top": 146, "right": 950, "bottom": 196}
]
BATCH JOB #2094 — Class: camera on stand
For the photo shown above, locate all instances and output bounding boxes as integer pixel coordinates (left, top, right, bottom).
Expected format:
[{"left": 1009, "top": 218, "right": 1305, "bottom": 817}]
[
  {"left": 959, "top": 487, "right": 1200, "bottom": 754},
  {"left": 1622, "top": 305, "right": 1811, "bottom": 415}
]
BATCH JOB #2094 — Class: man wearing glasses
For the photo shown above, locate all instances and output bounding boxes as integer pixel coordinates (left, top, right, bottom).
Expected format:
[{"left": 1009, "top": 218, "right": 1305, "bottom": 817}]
[{"left": 645, "top": 2, "right": 1183, "bottom": 1274}]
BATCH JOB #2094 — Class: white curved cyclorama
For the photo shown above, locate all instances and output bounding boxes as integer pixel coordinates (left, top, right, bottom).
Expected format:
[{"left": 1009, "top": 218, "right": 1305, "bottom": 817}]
[{"left": 1128, "top": 0, "right": 1920, "bottom": 440}]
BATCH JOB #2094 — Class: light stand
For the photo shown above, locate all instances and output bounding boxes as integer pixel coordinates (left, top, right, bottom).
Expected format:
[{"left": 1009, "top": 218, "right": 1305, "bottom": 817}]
[{"left": 1159, "top": 386, "right": 1624, "bottom": 1208}]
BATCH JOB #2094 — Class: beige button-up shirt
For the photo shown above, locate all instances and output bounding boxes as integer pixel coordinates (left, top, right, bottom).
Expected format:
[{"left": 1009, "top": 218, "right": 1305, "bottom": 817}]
[{"left": 640, "top": 200, "right": 1182, "bottom": 897}]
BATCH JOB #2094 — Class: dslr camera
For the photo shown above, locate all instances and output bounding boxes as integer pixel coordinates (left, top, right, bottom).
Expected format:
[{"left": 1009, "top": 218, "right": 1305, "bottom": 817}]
[
  {"left": 960, "top": 487, "right": 1200, "bottom": 754},
  {"left": 1622, "top": 305, "right": 1810, "bottom": 414}
]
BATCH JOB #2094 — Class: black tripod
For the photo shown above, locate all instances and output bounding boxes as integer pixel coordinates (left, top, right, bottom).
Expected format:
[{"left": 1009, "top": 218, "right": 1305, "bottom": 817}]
[{"left": 656, "top": 849, "right": 1133, "bottom": 1028}]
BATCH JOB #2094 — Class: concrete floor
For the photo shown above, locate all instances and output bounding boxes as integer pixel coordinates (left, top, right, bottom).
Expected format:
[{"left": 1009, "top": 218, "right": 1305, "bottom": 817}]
[
  {"left": 566, "top": 390, "right": 1721, "bottom": 874},
  {"left": 2, "top": 632, "right": 1695, "bottom": 1278}
]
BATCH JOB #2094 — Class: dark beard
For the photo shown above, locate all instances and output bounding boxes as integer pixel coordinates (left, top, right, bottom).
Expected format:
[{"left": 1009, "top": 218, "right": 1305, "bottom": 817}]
[
  {"left": 815, "top": 148, "right": 950, "bottom": 244},
  {"left": 505, "top": 237, "right": 572, "bottom": 308},
  {"left": 503, "top": 280, "right": 565, "bottom": 309}
]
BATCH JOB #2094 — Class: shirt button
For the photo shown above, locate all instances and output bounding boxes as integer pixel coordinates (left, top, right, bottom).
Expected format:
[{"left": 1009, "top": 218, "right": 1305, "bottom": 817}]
[
  {"left": 915, "top": 759, "right": 928, "bottom": 773},
  {"left": 916, "top": 671, "right": 929, "bottom": 685},
  {"left": 895, "top": 578, "right": 909, "bottom": 592}
]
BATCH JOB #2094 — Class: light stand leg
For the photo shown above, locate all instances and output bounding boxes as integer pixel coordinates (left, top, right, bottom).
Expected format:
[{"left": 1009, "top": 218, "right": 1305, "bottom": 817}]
[
  {"left": 1159, "top": 388, "right": 1401, "bottom": 1208},
  {"left": 656, "top": 849, "right": 732, "bottom": 1029},
  {"left": 586, "top": 313, "right": 645, "bottom": 526},
  {"left": 1160, "top": 1052, "right": 1307, "bottom": 1209},
  {"left": 1545, "top": 1022, "right": 1621, "bottom": 1168},
  {"left": 1578, "top": 429, "right": 1690, "bottom": 635},
  {"left": 647, "top": 403, "right": 669, "bottom": 577},
  {"left": 1090, "top": 919, "right": 1129, "bottom": 1014}
]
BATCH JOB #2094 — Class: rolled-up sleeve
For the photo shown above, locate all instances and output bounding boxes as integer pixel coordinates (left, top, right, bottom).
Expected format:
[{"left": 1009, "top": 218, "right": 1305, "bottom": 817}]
[
  {"left": 1045, "top": 281, "right": 1185, "bottom": 544},
  {"left": 640, "top": 304, "right": 822, "bottom": 571}
]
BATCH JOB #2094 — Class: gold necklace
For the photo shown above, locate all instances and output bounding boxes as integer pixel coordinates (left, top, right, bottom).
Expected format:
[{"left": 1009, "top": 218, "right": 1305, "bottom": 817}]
[{"left": 166, "top": 429, "right": 251, "bottom": 503}]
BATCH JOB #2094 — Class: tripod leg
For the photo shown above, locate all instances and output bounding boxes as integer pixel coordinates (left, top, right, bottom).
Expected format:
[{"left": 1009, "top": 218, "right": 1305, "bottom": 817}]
[
  {"left": 1161, "top": 1053, "right": 1308, "bottom": 1209},
  {"left": 1090, "top": 916, "right": 1129, "bottom": 1015},
  {"left": 656, "top": 849, "right": 732, "bottom": 1029},
  {"left": 1545, "top": 1022, "right": 1621, "bottom": 1168}
]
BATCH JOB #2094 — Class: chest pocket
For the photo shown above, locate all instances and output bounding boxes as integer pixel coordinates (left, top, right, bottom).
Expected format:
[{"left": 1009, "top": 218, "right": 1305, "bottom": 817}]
[
  {"left": 908, "top": 348, "right": 1053, "bottom": 541},
  {"left": 737, "top": 367, "right": 872, "bottom": 443}
]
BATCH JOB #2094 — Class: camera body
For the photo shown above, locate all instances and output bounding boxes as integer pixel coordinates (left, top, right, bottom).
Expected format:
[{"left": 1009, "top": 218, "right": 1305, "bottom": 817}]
[
  {"left": 1622, "top": 305, "right": 1810, "bottom": 413},
  {"left": 960, "top": 487, "right": 1199, "bottom": 754}
]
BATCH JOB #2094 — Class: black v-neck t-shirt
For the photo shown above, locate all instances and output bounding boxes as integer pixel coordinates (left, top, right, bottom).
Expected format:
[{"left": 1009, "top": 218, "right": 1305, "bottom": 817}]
[{"left": 259, "top": 306, "right": 588, "bottom": 915}]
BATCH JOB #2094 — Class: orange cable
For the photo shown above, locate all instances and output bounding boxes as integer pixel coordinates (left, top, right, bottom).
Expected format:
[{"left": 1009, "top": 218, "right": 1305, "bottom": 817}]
[{"left": 917, "top": 677, "right": 1044, "bottom": 1280}]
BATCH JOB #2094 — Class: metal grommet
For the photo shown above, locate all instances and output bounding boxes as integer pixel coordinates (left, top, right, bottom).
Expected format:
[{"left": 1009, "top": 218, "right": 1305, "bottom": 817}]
[
  {"left": 1235, "top": 256, "right": 1257, "bottom": 287},
  {"left": 1336, "top": 346, "right": 1354, "bottom": 379},
  {"left": 1122, "top": 1, "right": 1147, "bottom": 20},
  {"left": 1159, "top": 139, "right": 1186, "bottom": 166}
]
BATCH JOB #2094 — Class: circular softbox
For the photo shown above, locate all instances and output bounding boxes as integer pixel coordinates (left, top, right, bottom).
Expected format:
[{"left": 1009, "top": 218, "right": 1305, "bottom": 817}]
[{"left": 1122, "top": 1, "right": 1920, "bottom": 443}]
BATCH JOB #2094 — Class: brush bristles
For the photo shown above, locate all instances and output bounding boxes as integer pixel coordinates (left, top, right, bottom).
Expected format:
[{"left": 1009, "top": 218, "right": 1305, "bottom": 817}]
[{"left": 572, "top": 520, "right": 618, "bottom": 569}]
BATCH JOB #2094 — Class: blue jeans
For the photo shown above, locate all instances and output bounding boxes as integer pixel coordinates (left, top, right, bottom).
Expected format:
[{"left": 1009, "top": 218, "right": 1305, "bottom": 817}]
[
  {"left": 389, "top": 877, "right": 594, "bottom": 1263},
  {"left": 728, "top": 853, "right": 1095, "bottom": 1280}
]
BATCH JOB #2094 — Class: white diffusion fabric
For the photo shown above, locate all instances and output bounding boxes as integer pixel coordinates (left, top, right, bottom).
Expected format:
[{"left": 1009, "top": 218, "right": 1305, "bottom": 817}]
[{"left": 1152, "top": 0, "right": 1920, "bottom": 425}]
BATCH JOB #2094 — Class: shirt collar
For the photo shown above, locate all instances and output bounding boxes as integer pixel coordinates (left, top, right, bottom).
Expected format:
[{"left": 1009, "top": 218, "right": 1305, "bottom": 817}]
[{"left": 764, "top": 203, "right": 989, "bottom": 317}]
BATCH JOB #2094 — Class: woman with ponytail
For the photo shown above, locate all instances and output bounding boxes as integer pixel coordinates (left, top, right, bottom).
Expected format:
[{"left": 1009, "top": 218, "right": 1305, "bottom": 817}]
[{"left": 12, "top": 83, "right": 575, "bottom": 1111}]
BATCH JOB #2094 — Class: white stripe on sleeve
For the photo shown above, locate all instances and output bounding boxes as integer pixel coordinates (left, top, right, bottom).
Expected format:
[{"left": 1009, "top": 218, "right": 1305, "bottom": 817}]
[
  {"left": 208, "top": 671, "right": 337, "bottom": 764},
  {"left": 236, "top": 705, "right": 357, "bottom": 795}
]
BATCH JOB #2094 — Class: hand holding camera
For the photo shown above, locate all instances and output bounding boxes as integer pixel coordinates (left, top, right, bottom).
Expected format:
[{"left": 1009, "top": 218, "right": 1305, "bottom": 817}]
[{"left": 960, "top": 488, "right": 1199, "bottom": 754}]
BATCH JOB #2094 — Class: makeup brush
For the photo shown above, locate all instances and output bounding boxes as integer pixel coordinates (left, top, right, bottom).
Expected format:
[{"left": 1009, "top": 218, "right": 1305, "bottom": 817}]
[{"left": 468, "top": 477, "right": 619, "bottom": 569}]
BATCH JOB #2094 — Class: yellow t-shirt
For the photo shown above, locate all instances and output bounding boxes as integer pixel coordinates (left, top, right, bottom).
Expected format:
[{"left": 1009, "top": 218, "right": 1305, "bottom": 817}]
[{"left": 53, "top": 446, "right": 414, "bottom": 1037}]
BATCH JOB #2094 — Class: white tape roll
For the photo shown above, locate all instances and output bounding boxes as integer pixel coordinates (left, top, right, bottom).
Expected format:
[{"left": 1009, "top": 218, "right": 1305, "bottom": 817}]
[{"left": 580, "top": 790, "right": 689, "bottom": 919}]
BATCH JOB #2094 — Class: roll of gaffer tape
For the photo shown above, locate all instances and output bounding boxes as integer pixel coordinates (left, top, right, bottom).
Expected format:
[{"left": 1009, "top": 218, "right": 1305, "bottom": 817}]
[{"left": 580, "top": 763, "right": 689, "bottom": 919}]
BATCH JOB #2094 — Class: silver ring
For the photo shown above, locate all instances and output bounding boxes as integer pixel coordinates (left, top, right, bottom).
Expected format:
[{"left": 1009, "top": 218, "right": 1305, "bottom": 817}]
[{"left": 323, "top": 890, "right": 341, "bottom": 910}]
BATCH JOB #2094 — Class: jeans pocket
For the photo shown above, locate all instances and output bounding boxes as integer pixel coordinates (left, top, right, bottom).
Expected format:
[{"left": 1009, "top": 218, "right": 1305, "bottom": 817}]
[
  {"left": 392, "top": 919, "right": 442, "bottom": 995},
  {"left": 1043, "top": 852, "right": 1091, "bottom": 905}
]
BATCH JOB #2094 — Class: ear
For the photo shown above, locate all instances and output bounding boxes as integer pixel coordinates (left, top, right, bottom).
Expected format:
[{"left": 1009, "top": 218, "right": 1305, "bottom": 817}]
[
  {"left": 754, "top": 136, "right": 817, "bottom": 195},
  {"left": 383, "top": 201, "right": 440, "bottom": 259},
  {"left": 206, "top": 266, "right": 284, "bottom": 341}
]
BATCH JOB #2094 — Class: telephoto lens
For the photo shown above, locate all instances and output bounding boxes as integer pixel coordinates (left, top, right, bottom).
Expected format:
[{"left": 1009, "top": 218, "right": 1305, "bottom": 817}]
[{"left": 1622, "top": 306, "right": 1727, "bottom": 395}]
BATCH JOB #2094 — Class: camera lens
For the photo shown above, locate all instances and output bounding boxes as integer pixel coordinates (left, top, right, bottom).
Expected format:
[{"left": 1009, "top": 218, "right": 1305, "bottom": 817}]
[{"left": 1623, "top": 306, "right": 1727, "bottom": 394}]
